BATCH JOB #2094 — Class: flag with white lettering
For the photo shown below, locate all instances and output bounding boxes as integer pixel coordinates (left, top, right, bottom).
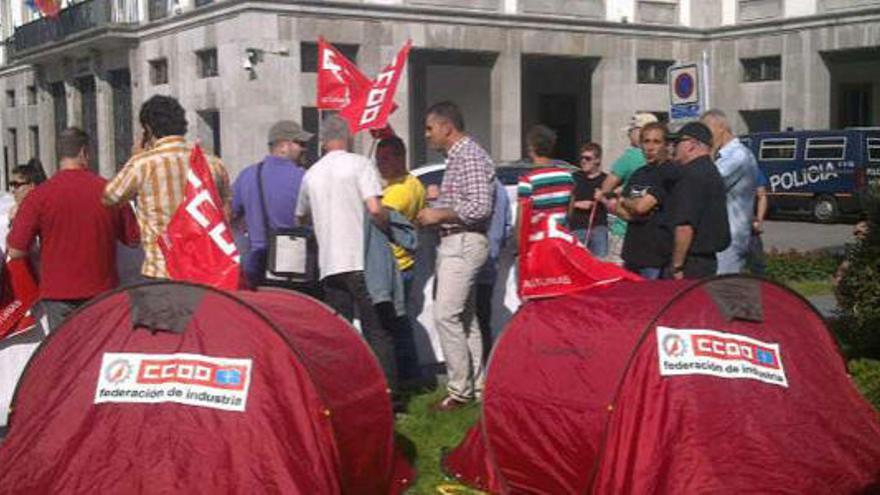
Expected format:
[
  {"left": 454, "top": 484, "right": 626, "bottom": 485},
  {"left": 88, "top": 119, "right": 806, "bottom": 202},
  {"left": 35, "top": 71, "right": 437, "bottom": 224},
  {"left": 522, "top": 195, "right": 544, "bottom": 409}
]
[
  {"left": 0, "top": 258, "right": 38, "bottom": 340},
  {"left": 339, "top": 40, "right": 411, "bottom": 133},
  {"left": 158, "top": 146, "right": 240, "bottom": 290},
  {"left": 517, "top": 201, "right": 641, "bottom": 300},
  {"left": 316, "top": 37, "right": 372, "bottom": 110}
]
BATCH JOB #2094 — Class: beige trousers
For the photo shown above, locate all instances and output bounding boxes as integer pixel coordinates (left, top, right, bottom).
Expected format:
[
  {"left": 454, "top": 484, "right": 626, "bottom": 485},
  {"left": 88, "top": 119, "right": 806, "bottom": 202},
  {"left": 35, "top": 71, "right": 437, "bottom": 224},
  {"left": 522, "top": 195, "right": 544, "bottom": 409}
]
[{"left": 434, "top": 232, "right": 489, "bottom": 401}]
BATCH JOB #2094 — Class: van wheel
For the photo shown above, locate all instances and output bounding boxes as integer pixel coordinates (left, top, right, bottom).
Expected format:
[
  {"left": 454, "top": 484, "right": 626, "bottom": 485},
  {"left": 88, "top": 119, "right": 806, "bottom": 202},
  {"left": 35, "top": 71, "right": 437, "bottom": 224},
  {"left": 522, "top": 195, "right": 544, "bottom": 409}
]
[{"left": 812, "top": 195, "right": 838, "bottom": 223}]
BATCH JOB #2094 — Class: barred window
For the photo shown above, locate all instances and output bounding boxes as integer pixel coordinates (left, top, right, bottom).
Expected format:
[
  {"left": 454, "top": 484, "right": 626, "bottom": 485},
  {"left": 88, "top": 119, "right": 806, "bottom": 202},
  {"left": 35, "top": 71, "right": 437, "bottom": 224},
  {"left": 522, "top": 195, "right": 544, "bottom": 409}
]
[
  {"left": 741, "top": 56, "right": 781, "bottom": 82},
  {"left": 759, "top": 138, "right": 797, "bottom": 161}
]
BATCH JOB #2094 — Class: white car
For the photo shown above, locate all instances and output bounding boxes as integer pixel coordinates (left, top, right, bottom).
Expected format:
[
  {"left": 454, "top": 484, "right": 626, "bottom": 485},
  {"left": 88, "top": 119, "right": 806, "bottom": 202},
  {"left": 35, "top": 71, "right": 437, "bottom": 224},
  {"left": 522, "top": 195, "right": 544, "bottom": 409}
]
[{"left": 408, "top": 163, "right": 531, "bottom": 367}]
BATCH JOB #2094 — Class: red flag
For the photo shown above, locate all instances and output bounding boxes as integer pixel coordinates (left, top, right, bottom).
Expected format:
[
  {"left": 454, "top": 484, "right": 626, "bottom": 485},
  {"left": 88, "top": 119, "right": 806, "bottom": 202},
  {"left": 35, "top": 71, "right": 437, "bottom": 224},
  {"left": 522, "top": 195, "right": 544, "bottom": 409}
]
[
  {"left": 158, "top": 146, "right": 240, "bottom": 290},
  {"left": 339, "top": 41, "right": 411, "bottom": 134},
  {"left": 33, "top": 0, "right": 61, "bottom": 17},
  {"left": 317, "top": 37, "right": 372, "bottom": 110},
  {"left": 517, "top": 202, "right": 641, "bottom": 300},
  {"left": 0, "top": 258, "right": 39, "bottom": 340}
]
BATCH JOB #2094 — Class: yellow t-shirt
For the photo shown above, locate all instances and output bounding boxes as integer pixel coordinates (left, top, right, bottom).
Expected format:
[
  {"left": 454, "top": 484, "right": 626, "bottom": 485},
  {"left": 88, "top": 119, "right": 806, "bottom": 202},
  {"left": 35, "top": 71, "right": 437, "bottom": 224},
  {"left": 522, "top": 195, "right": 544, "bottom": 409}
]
[{"left": 382, "top": 174, "right": 426, "bottom": 271}]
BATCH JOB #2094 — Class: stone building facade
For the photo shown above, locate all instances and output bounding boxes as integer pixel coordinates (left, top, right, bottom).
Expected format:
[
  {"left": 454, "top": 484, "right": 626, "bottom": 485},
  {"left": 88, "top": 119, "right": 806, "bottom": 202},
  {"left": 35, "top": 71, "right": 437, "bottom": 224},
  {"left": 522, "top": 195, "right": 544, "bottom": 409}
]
[{"left": 0, "top": 0, "right": 878, "bottom": 184}]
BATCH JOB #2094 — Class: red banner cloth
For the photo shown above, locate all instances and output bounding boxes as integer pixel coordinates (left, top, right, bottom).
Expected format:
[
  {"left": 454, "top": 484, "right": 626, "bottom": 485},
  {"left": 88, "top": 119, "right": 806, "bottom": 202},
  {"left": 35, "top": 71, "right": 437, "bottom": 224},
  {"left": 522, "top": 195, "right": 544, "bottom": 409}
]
[
  {"left": 158, "top": 145, "right": 239, "bottom": 290},
  {"left": 0, "top": 258, "right": 39, "bottom": 340},
  {"left": 34, "top": 0, "right": 60, "bottom": 17},
  {"left": 316, "top": 37, "right": 372, "bottom": 111},
  {"left": 517, "top": 201, "right": 641, "bottom": 300},
  {"left": 339, "top": 41, "right": 411, "bottom": 134}
]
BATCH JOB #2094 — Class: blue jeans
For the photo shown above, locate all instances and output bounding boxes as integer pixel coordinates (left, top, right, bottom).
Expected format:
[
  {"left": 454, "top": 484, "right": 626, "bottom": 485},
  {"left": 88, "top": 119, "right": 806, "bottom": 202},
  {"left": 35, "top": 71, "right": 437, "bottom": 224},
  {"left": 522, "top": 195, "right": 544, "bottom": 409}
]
[
  {"left": 625, "top": 263, "right": 663, "bottom": 280},
  {"left": 573, "top": 226, "right": 609, "bottom": 258},
  {"left": 391, "top": 269, "right": 421, "bottom": 382}
]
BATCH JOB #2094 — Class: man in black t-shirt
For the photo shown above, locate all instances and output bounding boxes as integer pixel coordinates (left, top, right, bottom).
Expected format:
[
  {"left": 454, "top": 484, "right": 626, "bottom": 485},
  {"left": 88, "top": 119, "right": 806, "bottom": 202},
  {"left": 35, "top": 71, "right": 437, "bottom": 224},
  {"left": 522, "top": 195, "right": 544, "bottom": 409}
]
[
  {"left": 568, "top": 142, "right": 608, "bottom": 256},
  {"left": 667, "top": 122, "right": 731, "bottom": 279},
  {"left": 616, "top": 123, "right": 679, "bottom": 279}
]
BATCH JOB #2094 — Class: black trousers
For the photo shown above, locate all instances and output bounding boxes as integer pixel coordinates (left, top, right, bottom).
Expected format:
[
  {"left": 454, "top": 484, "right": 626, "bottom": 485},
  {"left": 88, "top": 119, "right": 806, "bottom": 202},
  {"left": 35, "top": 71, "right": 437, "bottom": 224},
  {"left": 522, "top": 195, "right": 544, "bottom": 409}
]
[
  {"left": 683, "top": 254, "right": 718, "bottom": 279},
  {"left": 475, "top": 282, "right": 494, "bottom": 363},
  {"left": 322, "top": 271, "right": 397, "bottom": 392},
  {"left": 42, "top": 298, "right": 88, "bottom": 332}
]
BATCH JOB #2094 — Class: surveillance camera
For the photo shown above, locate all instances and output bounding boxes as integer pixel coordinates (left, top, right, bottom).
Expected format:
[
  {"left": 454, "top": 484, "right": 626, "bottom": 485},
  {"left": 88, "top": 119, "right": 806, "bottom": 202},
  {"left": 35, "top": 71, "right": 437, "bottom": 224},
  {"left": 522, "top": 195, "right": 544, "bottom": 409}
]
[{"left": 242, "top": 57, "right": 253, "bottom": 71}]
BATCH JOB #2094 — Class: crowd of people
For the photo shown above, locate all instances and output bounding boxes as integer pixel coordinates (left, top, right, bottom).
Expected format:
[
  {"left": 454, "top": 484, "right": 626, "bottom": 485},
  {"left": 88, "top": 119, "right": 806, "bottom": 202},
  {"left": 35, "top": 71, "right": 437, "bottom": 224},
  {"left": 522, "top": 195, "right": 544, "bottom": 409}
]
[{"left": 3, "top": 92, "right": 771, "bottom": 413}]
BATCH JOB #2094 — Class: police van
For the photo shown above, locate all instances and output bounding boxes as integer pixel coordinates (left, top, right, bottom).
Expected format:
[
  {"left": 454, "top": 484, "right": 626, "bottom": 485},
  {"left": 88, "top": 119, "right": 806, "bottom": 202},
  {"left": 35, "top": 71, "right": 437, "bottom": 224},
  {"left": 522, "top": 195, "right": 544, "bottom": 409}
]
[{"left": 740, "top": 128, "right": 880, "bottom": 223}]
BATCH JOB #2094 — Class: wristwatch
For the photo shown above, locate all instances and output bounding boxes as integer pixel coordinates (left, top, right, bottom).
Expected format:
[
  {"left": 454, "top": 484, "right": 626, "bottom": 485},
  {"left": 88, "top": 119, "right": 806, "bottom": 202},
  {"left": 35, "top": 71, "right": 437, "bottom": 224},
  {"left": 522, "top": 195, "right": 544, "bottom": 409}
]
[{"left": 673, "top": 265, "right": 684, "bottom": 274}]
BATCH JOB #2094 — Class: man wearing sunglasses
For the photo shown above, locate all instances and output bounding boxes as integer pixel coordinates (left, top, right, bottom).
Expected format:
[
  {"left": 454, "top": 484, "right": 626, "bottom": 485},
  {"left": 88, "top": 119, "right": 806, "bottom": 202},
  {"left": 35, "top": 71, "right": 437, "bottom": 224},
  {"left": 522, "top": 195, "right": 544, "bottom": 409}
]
[
  {"left": 667, "top": 122, "right": 730, "bottom": 279},
  {"left": 568, "top": 142, "right": 608, "bottom": 256}
]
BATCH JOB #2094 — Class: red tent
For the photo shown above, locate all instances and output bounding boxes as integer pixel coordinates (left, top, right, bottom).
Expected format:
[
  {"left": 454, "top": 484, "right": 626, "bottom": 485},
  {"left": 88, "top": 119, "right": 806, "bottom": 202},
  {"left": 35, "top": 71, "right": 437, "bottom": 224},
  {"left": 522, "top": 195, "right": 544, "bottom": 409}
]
[
  {"left": 444, "top": 276, "right": 880, "bottom": 494},
  {"left": 0, "top": 282, "right": 413, "bottom": 494}
]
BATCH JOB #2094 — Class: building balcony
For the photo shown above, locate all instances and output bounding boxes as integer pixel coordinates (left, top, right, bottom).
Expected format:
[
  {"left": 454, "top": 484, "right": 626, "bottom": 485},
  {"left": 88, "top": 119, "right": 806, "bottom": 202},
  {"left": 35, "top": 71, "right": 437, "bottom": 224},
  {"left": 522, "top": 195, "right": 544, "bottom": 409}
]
[{"left": 9, "top": 0, "right": 138, "bottom": 60}]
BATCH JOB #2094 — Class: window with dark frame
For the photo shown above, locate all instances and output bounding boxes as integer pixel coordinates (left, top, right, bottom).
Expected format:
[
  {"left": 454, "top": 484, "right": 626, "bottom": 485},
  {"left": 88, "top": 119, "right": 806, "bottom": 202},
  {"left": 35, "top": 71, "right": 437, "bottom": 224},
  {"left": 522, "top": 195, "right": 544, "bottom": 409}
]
[
  {"left": 805, "top": 137, "right": 846, "bottom": 161},
  {"left": 197, "top": 49, "right": 219, "bottom": 78},
  {"left": 759, "top": 138, "right": 797, "bottom": 161},
  {"left": 26, "top": 86, "right": 37, "bottom": 105},
  {"left": 6, "top": 90, "right": 15, "bottom": 108},
  {"left": 741, "top": 56, "right": 782, "bottom": 83},
  {"left": 637, "top": 59, "right": 675, "bottom": 85},
  {"left": 301, "top": 106, "right": 319, "bottom": 166},
  {"left": 149, "top": 58, "right": 169, "bottom": 85},
  {"left": 197, "top": 110, "right": 221, "bottom": 157},
  {"left": 148, "top": 0, "right": 169, "bottom": 20},
  {"left": 868, "top": 138, "right": 880, "bottom": 162},
  {"left": 300, "top": 42, "right": 359, "bottom": 73}
]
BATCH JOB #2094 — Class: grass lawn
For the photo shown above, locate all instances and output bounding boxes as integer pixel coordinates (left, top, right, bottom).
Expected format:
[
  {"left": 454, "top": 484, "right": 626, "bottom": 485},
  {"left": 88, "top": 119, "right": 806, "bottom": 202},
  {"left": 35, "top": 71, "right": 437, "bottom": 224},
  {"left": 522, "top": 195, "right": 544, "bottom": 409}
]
[
  {"left": 786, "top": 278, "right": 834, "bottom": 297},
  {"left": 395, "top": 388, "right": 482, "bottom": 494}
]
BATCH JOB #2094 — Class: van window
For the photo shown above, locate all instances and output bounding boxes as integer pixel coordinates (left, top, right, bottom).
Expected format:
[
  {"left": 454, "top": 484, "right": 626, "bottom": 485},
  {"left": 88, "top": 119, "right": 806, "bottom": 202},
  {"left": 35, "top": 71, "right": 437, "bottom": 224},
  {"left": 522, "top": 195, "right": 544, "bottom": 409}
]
[
  {"left": 759, "top": 138, "right": 797, "bottom": 161},
  {"left": 805, "top": 137, "right": 846, "bottom": 160},
  {"left": 868, "top": 138, "right": 880, "bottom": 162}
]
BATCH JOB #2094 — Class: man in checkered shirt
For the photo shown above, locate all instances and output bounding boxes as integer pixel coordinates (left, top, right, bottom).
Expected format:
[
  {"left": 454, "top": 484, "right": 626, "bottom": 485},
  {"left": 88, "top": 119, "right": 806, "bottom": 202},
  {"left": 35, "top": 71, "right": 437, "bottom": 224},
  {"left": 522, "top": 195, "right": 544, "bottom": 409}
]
[{"left": 417, "top": 101, "right": 495, "bottom": 411}]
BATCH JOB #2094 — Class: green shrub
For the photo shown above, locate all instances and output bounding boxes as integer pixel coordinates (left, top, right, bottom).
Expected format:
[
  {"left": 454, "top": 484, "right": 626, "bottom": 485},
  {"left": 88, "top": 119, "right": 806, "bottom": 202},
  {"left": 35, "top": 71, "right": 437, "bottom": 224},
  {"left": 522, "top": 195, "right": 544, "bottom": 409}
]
[
  {"left": 764, "top": 249, "right": 839, "bottom": 283},
  {"left": 836, "top": 186, "right": 880, "bottom": 359},
  {"left": 850, "top": 359, "right": 880, "bottom": 412}
]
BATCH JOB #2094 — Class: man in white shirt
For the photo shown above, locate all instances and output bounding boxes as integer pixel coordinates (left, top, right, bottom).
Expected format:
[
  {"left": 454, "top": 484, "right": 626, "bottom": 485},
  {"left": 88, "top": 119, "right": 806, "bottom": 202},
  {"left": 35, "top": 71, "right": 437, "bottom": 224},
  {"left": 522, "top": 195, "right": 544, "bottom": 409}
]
[
  {"left": 296, "top": 115, "right": 396, "bottom": 391},
  {"left": 701, "top": 109, "right": 759, "bottom": 274}
]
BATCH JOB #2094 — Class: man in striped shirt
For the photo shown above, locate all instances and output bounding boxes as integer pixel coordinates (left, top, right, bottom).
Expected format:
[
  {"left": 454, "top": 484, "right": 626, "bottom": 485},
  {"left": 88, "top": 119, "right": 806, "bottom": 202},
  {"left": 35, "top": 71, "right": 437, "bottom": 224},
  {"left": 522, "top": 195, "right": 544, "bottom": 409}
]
[
  {"left": 517, "top": 125, "right": 576, "bottom": 238},
  {"left": 103, "top": 95, "right": 230, "bottom": 279}
]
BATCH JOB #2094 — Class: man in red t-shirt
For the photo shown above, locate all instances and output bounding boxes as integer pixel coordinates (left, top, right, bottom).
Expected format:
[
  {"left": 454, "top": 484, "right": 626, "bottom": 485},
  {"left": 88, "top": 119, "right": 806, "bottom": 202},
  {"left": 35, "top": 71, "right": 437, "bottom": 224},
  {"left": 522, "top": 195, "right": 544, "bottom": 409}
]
[{"left": 7, "top": 127, "right": 139, "bottom": 331}]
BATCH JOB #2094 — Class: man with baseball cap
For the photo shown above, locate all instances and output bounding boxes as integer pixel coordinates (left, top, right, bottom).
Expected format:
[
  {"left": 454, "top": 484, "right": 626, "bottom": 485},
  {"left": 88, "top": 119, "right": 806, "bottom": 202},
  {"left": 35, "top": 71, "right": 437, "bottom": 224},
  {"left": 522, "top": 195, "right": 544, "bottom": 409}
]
[
  {"left": 666, "top": 122, "right": 730, "bottom": 279},
  {"left": 596, "top": 112, "right": 659, "bottom": 263},
  {"left": 232, "top": 120, "right": 313, "bottom": 287}
]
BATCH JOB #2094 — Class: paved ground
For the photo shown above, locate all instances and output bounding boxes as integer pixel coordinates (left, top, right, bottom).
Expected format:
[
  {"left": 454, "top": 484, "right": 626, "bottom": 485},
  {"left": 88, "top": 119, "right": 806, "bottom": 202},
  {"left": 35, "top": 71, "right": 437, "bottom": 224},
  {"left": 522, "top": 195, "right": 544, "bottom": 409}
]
[{"left": 762, "top": 220, "right": 854, "bottom": 253}]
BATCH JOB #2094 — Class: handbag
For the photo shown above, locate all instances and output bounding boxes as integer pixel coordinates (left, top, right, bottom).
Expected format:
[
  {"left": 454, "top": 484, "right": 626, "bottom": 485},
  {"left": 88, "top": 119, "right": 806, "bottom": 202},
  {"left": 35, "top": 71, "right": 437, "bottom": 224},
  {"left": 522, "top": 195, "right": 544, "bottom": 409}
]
[{"left": 256, "top": 162, "right": 318, "bottom": 285}]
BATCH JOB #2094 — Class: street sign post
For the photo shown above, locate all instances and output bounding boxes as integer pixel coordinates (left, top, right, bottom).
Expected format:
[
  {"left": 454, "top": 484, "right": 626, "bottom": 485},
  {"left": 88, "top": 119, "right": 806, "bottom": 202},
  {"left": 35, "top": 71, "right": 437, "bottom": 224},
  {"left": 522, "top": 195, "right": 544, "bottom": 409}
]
[{"left": 668, "top": 63, "right": 702, "bottom": 125}]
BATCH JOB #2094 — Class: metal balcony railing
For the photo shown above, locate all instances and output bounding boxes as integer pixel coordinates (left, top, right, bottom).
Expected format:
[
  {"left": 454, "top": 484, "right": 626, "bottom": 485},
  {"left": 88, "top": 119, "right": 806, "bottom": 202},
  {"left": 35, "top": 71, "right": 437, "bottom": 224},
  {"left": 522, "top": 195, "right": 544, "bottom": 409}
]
[{"left": 10, "top": 0, "right": 137, "bottom": 57}]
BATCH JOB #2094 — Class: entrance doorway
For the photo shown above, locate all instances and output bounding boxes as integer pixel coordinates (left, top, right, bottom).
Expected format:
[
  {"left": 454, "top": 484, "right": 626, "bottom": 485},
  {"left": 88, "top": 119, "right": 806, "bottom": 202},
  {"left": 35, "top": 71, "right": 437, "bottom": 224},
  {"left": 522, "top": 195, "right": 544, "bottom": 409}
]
[
  {"left": 826, "top": 48, "right": 880, "bottom": 129},
  {"left": 522, "top": 55, "right": 597, "bottom": 164}
]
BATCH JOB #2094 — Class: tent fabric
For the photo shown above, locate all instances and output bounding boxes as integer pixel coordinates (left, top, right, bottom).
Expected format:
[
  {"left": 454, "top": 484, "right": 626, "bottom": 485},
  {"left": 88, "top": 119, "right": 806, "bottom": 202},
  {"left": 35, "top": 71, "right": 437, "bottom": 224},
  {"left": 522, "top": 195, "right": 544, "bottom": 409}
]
[
  {"left": 0, "top": 282, "right": 412, "bottom": 494},
  {"left": 445, "top": 276, "right": 880, "bottom": 494}
]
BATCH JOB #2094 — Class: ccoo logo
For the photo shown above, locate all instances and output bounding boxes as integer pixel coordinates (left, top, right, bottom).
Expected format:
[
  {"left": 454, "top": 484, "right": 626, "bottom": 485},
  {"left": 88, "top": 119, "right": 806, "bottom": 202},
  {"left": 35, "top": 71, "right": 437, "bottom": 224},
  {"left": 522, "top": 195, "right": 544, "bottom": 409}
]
[
  {"left": 105, "top": 359, "right": 132, "bottom": 384},
  {"left": 662, "top": 334, "right": 687, "bottom": 358}
]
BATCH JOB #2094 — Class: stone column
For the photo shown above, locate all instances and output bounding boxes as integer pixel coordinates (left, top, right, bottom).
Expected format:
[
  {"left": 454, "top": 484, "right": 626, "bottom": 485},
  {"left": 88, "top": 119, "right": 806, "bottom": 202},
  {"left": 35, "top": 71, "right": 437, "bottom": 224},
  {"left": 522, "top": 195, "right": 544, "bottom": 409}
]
[
  {"left": 801, "top": 32, "right": 831, "bottom": 130},
  {"left": 137, "top": 0, "right": 150, "bottom": 22},
  {"left": 0, "top": 0, "right": 12, "bottom": 66},
  {"left": 490, "top": 38, "right": 521, "bottom": 163},
  {"left": 95, "top": 72, "right": 116, "bottom": 177},
  {"left": 177, "top": 0, "right": 194, "bottom": 15},
  {"left": 36, "top": 79, "right": 56, "bottom": 174},
  {"left": 65, "top": 79, "right": 82, "bottom": 127},
  {"left": 591, "top": 37, "right": 635, "bottom": 167},
  {"left": 781, "top": 30, "right": 830, "bottom": 130}
]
